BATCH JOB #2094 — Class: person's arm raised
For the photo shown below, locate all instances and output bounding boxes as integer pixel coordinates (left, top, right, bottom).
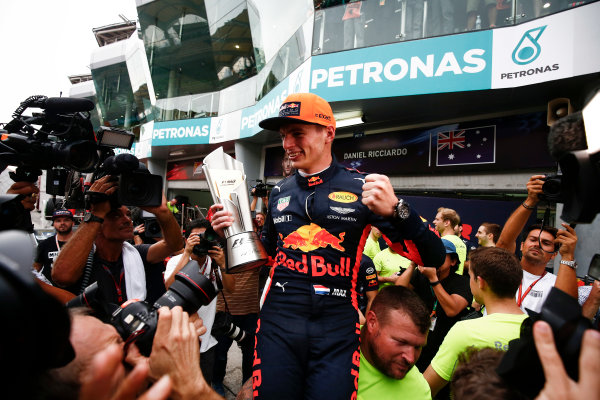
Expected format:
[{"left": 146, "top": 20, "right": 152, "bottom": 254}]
[
  {"left": 496, "top": 175, "right": 545, "bottom": 252},
  {"left": 52, "top": 176, "right": 115, "bottom": 287},
  {"left": 144, "top": 194, "right": 184, "bottom": 263}
]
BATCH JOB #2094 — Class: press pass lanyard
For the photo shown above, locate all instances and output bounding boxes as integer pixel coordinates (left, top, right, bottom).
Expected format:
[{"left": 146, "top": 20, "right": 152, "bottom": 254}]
[
  {"left": 102, "top": 264, "right": 125, "bottom": 304},
  {"left": 517, "top": 271, "right": 547, "bottom": 307}
]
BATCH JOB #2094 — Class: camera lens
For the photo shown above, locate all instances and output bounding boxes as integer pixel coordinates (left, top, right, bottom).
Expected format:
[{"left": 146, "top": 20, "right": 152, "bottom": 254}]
[
  {"left": 542, "top": 179, "right": 561, "bottom": 195},
  {"left": 153, "top": 259, "right": 217, "bottom": 314}
]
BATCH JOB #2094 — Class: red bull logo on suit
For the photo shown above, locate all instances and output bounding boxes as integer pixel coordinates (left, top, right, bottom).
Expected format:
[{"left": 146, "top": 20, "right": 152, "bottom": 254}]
[{"left": 280, "top": 223, "right": 345, "bottom": 252}]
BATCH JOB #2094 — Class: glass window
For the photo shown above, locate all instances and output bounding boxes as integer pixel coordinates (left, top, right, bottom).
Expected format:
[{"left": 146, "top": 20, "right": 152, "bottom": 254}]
[
  {"left": 92, "top": 62, "right": 142, "bottom": 128},
  {"left": 256, "top": 17, "right": 313, "bottom": 101},
  {"left": 137, "top": 0, "right": 257, "bottom": 108},
  {"left": 248, "top": 0, "right": 314, "bottom": 68}
]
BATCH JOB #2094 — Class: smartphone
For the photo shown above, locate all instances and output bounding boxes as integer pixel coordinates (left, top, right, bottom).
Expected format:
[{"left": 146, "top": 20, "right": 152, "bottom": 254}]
[{"left": 587, "top": 253, "right": 600, "bottom": 281}]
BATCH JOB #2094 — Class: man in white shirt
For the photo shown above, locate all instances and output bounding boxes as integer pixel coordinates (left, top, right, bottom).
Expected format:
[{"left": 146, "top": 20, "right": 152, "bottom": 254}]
[
  {"left": 496, "top": 175, "right": 578, "bottom": 314},
  {"left": 164, "top": 218, "right": 235, "bottom": 384}
]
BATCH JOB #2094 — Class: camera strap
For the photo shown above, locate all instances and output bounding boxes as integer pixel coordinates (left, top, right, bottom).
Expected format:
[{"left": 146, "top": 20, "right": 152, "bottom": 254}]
[
  {"left": 212, "top": 267, "right": 232, "bottom": 314},
  {"left": 78, "top": 248, "right": 95, "bottom": 295}
]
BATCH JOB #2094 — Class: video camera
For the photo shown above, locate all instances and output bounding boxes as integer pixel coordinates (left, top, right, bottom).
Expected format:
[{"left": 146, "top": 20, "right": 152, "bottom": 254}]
[
  {"left": 0, "top": 95, "right": 163, "bottom": 210},
  {"left": 90, "top": 152, "right": 163, "bottom": 208},
  {"left": 67, "top": 258, "right": 221, "bottom": 356},
  {"left": 251, "top": 180, "right": 273, "bottom": 198},
  {"left": 0, "top": 96, "right": 99, "bottom": 182},
  {"left": 544, "top": 91, "right": 600, "bottom": 223}
]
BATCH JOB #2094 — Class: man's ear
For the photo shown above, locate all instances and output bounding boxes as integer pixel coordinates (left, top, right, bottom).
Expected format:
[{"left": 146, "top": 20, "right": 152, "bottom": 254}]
[
  {"left": 477, "top": 276, "right": 487, "bottom": 291},
  {"left": 365, "top": 310, "right": 378, "bottom": 333},
  {"left": 325, "top": 125, "right": 335, "bottom": 144}
]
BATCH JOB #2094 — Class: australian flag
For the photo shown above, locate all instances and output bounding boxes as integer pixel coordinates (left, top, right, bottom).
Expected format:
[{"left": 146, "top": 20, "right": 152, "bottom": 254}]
[{"left": 436, "top": 126, "right": 496, "bottom": 166}]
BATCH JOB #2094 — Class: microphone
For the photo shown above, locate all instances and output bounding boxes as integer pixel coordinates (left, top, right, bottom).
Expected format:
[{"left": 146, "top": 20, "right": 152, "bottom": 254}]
[
  {"left": 31, "top": 97, "right": 95, "bottom": 113},
  {"left": 547, "top": 111, "right": 588, "bottom": 160}
]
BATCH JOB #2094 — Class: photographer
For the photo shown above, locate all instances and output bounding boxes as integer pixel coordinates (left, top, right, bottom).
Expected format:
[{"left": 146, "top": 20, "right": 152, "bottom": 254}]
[
  {"left": 250, "top": 186, "right": 268, "bottom": 233},
  {"left": 164, "top": 219, "right": 235, "bottom": 385},
  {"left": 496, "top": 174, "right": 579, "bottom": 313},
  {"left": 51, "top": 175, "right": 183, "bottom": 305},
  {"left": 41, "top": 306, "right": 221, "bottom": 400}
]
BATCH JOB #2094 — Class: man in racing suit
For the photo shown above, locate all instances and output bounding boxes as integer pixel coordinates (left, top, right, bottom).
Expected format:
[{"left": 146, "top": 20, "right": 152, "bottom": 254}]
[{"left": 210, "top": 93, "right": 445, "bottom": 400}]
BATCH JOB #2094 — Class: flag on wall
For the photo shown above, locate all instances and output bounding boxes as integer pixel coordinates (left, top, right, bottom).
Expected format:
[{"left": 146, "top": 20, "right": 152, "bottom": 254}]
[{"left": 436, "top": 126, "right": 496, "bottom": 166}]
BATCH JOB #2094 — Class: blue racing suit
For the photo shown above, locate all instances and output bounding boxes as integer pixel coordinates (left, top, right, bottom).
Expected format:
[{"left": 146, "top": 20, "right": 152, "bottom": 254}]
[{"left": 253, "top": 159, "right": 445, "bottom": 400}]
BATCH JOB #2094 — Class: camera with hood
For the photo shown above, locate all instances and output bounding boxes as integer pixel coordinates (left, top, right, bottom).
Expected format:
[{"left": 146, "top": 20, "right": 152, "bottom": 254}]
[{"left": 67, "top": 258, "right": 221, "bottom": 356}]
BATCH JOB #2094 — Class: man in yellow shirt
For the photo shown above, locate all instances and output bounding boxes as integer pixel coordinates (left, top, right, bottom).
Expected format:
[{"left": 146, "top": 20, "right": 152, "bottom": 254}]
[
  {"left": 373, "top": 246, "right": 412, "bottom": 289},
  {"left": 358, "top": 286, "right": 432, "bottom": 400},
  {"left": 424, "top": 247, "right": 526, "bottom": 396}
]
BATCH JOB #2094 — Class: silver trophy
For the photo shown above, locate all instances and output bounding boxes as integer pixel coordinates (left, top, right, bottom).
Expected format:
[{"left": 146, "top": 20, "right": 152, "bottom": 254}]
[{"left": 202, "top": 147, "right": 268, "bottom": 273}]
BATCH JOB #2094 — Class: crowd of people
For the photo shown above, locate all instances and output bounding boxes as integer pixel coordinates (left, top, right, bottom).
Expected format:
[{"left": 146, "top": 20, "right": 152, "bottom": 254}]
[
  {"left": 1, "top": 92, "right": 599, "bottom": 400},
  {"left": 313, "top": 0, "right": 551, "bottom": 50}
]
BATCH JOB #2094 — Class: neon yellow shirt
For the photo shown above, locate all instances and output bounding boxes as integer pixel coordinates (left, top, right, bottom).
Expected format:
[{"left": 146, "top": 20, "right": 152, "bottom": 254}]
[
  {"left": 431, "top": 313, "right": 527, "bottom": 381},
  {"left": 358, "top": 352, "right": 431, "bottom": 400},
  {"left": 363, "top": 236, "right": 381, "bottom": 260},
  {"left": 442, "top": 234, "right": 467, "bottom": 275},
  {"left": 167, "top": 201, "right": 179, "bottom": 214},
  {"left": 373, "top": 248, "right": 412, "bottom": 289}
]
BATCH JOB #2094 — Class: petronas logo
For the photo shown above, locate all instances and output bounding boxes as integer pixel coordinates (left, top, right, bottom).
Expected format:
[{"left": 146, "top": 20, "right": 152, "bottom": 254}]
[{"left": 512, "top": 26, "right": 546, "bottom": 65}]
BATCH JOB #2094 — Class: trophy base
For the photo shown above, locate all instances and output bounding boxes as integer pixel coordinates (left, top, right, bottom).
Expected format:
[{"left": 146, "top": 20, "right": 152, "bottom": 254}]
[{"left": 226, "top": 231, "right": 268, "bottom": 274}]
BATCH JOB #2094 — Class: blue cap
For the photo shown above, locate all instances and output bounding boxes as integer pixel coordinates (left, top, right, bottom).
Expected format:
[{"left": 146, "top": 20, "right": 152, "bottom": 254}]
[
  {"left": 441, "top": 238, "right": 457, "bottom": 255},
  {"left": 52, "top": 209, "right": 73, "bottom": 220}
]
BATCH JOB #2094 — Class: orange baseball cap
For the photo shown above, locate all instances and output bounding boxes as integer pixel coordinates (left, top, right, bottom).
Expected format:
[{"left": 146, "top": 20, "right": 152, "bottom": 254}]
[{"left": 259, "top": 93, "right": 336, "bottom": 131}]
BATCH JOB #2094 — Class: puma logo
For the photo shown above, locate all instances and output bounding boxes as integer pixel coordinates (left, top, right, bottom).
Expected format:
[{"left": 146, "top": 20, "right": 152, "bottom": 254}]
[{"left": 275, "top": 282, "right": 288, "bottom": 292}]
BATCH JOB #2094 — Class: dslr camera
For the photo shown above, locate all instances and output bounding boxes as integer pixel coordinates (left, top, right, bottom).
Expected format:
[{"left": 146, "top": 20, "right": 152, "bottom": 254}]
[
  {"left": 191, "top": 226, "right": 221, "bottom": 257},
  {"left": 68, "top": 258, "right": 221, "bottom": 356},
  {"left": 141, "top": 210, "right": 162, "bottom": 238},
  {"left": 538, "top": 173, "right": 564, "bottom": 203},
  {"left": 212, "top": 311, "right": 252, "bottom": 344}
]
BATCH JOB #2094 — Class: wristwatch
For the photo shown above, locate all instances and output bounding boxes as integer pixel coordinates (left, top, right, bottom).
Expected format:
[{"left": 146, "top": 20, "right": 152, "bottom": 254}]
[
  {"left": 560, "top": 260, "right": 577, "bottom": 270},
  {"left": 393, "top": 198, "right": 410, "bottom": 220},
  {"left": 83, "top": 212, "right": 104, "bottom": 224}
]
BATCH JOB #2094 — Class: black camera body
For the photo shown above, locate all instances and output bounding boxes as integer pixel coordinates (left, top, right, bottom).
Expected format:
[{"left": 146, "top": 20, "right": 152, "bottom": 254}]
[
  {"left": 141, "top": 211, "right": 162, "bottom": 238},
  {"left": 68, "top": 258, "right": 220, "bottom": 356},
  {"left": 212, "top": 311, "right": 252, "bottom": 344},
  {"left": 539, "top": 173, "right": 565, "bottom": 203},
  {"left": 497, "top": 287, "right": 591, "bottom": 398},
  {"left": 1, "top": 96, "right": 99, "bottom": 180},
  {"left": 252, "top": 180, "right": 271, "bottom": 198},
  {"left": 92, "top": 153, "right": 163, "bottom": 207},
  {"left": 191, "top": 226, "right": 221, "bottom": 257}
]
